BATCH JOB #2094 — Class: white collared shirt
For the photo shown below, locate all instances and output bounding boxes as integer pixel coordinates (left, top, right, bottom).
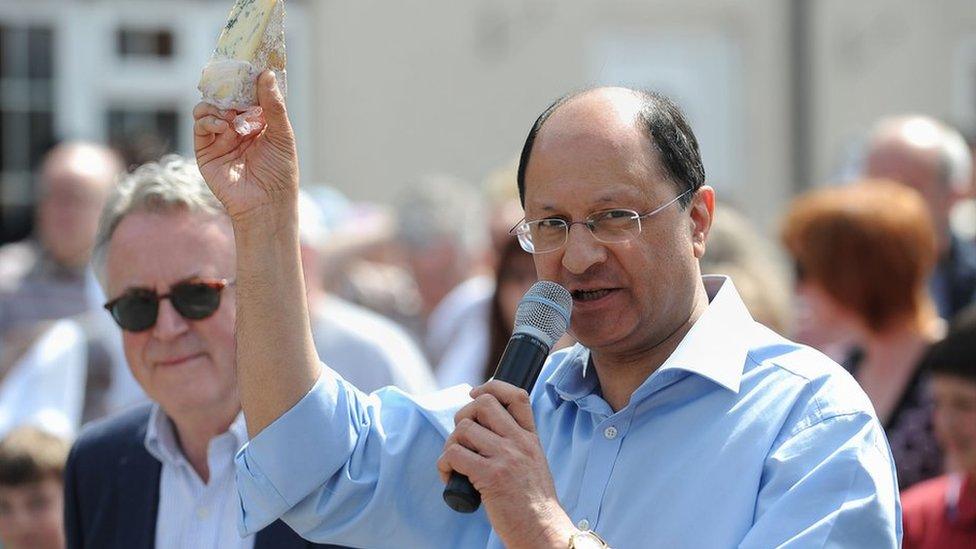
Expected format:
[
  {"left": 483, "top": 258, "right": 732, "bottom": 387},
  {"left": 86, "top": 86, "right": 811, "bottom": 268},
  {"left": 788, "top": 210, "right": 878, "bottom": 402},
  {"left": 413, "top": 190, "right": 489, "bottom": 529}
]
[{"left": 145, "top": 405, "right": 254, "bottom": 549}]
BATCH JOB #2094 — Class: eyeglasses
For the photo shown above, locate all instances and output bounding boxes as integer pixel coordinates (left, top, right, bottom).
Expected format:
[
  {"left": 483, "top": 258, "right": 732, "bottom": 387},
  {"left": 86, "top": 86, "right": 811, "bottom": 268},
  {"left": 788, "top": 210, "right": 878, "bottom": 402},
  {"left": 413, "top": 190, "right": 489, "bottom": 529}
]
[
  {"left": 104, "top": 278, "right": 234, "bottom": 332},
  {"left": 510, "top": 189, "right": 693, "bottom": 254}
]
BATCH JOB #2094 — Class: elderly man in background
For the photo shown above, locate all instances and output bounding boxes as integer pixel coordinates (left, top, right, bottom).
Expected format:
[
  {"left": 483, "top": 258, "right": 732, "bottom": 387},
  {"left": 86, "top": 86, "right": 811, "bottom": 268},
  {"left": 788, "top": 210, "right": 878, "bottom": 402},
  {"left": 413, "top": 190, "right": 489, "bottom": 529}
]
[
  {"left": 0, "top": 142, "right": 141, "bottom": 432},
  {"left": 395, "top": 176, "right": 494, "bottom": 387},
  {"left": 63, "top": 156, "right": 341, "bottom": 549},
  {"left": 864, "top": 116, "right": 976, "bottom": 319},
  {"left": 0, "top": 142, "right": 123, "bottom": 339},
  {"left": 299, "top": 191, "right": 435, "bottom": 394}
]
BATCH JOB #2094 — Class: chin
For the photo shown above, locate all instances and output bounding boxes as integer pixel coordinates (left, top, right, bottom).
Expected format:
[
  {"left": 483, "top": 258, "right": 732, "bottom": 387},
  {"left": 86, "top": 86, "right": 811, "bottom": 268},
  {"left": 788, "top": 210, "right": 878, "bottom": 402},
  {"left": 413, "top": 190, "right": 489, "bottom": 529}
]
[
  {"left": 573, "top": 327, "right": 631, "bottom": 353},
  {"left": 159, "top": 387, "right": 228, "bottom": 413}
]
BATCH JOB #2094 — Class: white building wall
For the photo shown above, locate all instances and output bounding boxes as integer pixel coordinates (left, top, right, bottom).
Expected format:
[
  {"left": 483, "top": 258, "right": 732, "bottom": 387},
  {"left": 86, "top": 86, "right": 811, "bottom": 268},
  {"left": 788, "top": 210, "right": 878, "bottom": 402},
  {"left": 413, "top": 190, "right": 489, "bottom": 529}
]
[
  {"left": 2, "top": 0, "right": 973, "bottom": 234},
  {"left": 810, "top": 0, "right": 976, "bottom": 186},
  {"left": 305, "top": 0, "right": 793, "bottom": 231}
]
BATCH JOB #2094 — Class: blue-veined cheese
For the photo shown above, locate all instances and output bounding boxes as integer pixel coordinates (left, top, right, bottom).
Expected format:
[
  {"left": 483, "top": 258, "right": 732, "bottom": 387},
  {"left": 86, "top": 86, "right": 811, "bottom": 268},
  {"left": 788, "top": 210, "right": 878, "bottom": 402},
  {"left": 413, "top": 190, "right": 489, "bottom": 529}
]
[
  {"left": 198, "top": 0, "right": 286, "bottom": 112},
  {"left": 214, "top": 0, "right": 279, "bottom": 61}
]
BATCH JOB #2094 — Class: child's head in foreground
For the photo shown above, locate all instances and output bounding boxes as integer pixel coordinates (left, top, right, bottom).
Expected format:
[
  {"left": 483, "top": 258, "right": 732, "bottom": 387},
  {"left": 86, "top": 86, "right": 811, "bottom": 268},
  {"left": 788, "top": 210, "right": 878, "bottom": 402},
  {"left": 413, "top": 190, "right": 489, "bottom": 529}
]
[{"left": 0, "top": 426, "right": 69, "bottom": 549}]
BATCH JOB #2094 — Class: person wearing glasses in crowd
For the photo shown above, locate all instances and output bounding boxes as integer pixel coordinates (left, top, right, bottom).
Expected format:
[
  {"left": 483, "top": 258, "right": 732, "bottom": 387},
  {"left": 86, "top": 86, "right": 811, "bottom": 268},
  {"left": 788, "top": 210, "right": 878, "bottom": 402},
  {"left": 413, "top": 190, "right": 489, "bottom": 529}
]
[
  {"left": 62, "top": 156, "right": 344, "bottom": 548},
  {"left": 195, "top": 73, "right": 900, "bottom": 547}
]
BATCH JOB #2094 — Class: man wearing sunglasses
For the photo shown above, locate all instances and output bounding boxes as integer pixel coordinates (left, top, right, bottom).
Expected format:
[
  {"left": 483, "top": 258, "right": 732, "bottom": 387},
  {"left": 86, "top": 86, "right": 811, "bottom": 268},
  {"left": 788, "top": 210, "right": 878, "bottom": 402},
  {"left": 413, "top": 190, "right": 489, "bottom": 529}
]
[
  {"left": 62, "top": 156, "right": 342, "bottom": 548},
  {"left": 196, "top": 73, "right": 900, "bottom": 547}
]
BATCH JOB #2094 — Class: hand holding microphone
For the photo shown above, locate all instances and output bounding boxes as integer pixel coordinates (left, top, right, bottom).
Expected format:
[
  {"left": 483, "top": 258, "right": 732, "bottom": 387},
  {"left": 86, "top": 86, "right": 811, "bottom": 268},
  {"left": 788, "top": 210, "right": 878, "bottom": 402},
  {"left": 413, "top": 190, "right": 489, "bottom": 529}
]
[{"left": 439, "top": 281, "right": 572, "bottom": 516}]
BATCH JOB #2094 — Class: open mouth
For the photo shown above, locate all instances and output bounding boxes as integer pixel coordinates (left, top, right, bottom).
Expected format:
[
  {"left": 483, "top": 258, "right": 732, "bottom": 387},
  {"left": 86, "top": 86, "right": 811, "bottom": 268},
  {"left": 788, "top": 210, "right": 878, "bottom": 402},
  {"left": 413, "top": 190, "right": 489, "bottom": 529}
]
[{"left": 572, "top": 288, "right": 615, "bottom": 302}]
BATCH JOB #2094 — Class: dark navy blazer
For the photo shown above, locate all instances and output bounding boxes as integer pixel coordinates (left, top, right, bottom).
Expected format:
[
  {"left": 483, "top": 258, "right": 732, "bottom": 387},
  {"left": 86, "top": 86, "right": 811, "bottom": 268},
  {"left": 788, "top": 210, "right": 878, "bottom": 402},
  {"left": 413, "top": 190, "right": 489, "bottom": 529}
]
[{"left": 64, "top": 404, "right": 344, "bottom": 549}]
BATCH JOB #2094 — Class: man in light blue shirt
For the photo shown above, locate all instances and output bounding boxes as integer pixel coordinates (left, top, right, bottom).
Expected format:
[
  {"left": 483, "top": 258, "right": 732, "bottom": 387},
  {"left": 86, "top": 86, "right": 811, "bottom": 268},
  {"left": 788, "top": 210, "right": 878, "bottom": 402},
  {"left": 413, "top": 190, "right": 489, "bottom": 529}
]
[{"left": 193, "top": 75, "right": 901, "bottom": 547}]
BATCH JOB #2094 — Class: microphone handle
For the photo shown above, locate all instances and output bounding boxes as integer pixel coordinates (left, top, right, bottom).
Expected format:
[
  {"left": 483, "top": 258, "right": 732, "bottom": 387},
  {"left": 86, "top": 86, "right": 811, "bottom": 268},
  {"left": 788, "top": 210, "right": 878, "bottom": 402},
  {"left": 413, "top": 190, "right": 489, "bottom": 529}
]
[{"left": 443, "top": 334, "right": 550, "bottom": 513}]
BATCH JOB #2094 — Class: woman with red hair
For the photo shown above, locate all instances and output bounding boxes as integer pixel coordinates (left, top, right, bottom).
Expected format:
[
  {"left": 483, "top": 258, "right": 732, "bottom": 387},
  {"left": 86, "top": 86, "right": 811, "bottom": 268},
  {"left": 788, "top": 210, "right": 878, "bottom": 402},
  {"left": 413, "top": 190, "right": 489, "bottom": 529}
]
[{"left": 782, "top": 179, "right": 945, "bottom": 489}]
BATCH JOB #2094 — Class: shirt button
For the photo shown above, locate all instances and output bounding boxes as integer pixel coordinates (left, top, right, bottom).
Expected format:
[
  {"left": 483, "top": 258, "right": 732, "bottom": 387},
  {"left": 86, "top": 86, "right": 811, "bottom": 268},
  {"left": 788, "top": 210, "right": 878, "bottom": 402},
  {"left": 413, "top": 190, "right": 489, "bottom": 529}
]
[
  {"left": 577, "top": 518, "right": 590, "bottom": 530},
  {"left": 196, "top": 507, "right": 210, "bottom": 520},
  {"left": 604, "top": 426, "right": 618, "bottom": 440}
]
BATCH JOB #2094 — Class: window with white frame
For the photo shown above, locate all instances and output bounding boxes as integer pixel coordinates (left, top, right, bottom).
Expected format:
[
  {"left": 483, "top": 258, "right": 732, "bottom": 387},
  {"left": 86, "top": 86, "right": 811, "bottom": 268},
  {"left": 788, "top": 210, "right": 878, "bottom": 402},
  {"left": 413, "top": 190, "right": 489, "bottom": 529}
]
[
  {"left": 0, "top": 23, "right": 55, "bottom": 243},
  {"left": 0, "top": 0, "right": 310, "bottom": 246}
]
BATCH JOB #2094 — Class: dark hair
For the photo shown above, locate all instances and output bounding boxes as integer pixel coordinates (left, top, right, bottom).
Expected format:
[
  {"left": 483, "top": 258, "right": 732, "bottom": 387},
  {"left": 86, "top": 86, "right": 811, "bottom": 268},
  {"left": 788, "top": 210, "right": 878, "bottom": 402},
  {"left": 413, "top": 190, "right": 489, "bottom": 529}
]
[
  {"left": 920, "top": 305, "right": 976, "bottom": 384},
  {"left": 482, "top": 238, "right": 535, "bottom": 382},
  {"left": 516, "top": 88, "right": 706, "bottom": 209},
  {"left": 0, "top": 426, "right": 69, "bottom": 487}
]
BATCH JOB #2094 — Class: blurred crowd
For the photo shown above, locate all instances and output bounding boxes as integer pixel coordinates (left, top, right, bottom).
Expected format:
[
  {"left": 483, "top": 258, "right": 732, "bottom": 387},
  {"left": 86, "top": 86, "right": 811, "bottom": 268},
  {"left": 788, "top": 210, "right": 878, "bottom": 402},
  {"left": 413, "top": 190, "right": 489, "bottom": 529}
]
[{"left": 0, "top": 112, "right": 974, "bottom": 547}]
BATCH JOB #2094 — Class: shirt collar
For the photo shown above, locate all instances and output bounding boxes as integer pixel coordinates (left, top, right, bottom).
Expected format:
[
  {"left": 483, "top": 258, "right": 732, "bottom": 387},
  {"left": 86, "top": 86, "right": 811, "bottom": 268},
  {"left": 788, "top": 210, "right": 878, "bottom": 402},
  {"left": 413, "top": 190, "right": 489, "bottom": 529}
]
[
  {"left": 545, "top": 275, "right": 753, "bottom": 405},
  {"left": 144, "top": 404, "right": 248, "bottom": 467}
]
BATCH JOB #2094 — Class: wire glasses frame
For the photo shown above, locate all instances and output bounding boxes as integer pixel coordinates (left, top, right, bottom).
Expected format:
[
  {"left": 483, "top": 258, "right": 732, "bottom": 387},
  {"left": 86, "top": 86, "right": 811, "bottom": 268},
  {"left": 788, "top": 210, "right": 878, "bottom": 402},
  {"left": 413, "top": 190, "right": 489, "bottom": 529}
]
[{"left": 510, "top": 189, "right": 693, "bottom": 254}]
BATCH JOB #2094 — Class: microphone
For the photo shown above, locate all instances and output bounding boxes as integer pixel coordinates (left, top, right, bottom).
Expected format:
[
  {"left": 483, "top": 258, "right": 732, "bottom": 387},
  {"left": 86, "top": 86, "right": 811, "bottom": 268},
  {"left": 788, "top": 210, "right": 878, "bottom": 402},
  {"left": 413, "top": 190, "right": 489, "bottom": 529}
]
[{"left": 443, "top": 280, "right": 573, "bottom": 513}]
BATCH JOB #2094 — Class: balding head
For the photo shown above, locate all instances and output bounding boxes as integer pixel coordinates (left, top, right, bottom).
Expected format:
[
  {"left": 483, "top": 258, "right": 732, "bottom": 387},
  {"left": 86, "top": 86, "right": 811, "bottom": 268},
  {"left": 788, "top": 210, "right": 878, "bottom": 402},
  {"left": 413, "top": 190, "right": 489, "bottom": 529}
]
[
  {"left": 36, "top": 142, "right": 124, "bottom": 268},
  {"left": 517, "top": 87, "right": 705, "bottom": 210},
  {"left": 514, "top": 87, "right": 715, "bottom": 360},
  {"left": 864, "top": 116, "right": 973, "bottom": 245}
]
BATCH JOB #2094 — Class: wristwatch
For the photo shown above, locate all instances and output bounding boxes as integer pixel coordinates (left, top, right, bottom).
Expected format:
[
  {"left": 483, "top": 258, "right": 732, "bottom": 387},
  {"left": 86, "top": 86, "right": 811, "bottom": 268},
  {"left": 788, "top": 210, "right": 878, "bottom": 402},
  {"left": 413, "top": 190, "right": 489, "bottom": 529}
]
[{"left": 568, "top": 529, "right": 609, "bottom": 549}]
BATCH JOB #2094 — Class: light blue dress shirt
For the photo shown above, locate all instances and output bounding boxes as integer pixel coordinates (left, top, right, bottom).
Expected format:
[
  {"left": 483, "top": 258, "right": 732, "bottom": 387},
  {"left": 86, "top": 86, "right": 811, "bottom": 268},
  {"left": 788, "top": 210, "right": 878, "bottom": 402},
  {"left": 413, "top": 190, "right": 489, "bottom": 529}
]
[{"left": 235, "top": 276, "right": 901, "bottom": 548}]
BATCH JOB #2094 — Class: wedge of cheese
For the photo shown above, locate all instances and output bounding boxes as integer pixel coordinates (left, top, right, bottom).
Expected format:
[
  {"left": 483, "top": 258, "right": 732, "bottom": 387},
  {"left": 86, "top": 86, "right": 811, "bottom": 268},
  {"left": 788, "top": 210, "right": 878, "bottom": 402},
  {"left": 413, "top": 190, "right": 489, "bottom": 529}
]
[{"left": 198, "top": 0, "right": 286, "bottom": 113}]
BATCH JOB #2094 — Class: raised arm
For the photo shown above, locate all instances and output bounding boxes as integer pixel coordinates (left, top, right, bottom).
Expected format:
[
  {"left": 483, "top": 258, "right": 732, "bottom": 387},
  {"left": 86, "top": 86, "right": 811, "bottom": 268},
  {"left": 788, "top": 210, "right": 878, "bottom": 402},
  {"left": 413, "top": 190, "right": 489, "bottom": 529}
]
[{"left": 193, "top": 71, "right": 319, "bottom": 437}]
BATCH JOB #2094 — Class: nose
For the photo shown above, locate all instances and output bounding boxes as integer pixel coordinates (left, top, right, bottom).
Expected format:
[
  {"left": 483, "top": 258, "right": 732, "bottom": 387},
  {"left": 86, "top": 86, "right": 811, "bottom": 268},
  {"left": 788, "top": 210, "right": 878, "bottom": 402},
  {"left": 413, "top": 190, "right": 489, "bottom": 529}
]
[
  {"left": 152, "top": 298, "right": 190, "bottom": 341},
  {"left": 561, "top": 222, "right": 607, "bottom": 275}
]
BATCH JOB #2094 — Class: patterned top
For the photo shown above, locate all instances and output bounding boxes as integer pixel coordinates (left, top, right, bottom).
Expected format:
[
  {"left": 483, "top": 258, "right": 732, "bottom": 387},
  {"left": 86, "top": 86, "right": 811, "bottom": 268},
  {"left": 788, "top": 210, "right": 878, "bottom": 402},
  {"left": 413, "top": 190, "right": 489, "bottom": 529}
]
[{"left": 845, "top": 348, "right": 944, "bottom": 489}]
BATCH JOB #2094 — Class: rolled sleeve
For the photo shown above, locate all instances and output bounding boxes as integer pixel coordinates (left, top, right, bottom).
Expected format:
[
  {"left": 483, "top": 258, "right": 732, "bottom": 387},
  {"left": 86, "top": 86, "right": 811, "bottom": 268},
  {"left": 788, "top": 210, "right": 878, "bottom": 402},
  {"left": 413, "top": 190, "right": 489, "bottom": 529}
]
[
  {"left": 235, "top": 371, "right": 347, "bottom": 534},
  {"left": 234, "top": 366, "right": 486, "bottom": 546}
]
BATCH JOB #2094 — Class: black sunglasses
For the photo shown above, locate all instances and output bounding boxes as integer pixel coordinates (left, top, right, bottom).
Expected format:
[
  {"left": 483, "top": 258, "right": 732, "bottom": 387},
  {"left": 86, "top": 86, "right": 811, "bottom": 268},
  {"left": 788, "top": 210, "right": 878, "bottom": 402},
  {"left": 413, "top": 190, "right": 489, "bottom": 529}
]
[{"left": 104, "top": 278, "right": 234, "bottom": 332}]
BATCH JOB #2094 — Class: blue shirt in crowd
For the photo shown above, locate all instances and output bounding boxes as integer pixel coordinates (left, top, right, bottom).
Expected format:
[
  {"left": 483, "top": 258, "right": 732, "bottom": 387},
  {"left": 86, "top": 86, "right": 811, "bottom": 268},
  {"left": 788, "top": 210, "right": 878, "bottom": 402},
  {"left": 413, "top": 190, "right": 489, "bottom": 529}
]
[{"left": 235, "top": 276, "right": 901, "bottom": 548}]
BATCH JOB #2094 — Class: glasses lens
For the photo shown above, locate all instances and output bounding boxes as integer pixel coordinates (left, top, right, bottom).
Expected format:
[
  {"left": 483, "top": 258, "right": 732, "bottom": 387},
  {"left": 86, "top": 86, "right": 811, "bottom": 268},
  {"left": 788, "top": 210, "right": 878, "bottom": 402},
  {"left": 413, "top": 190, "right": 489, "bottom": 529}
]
[
  {"left": 590, "top": 210, "right": 640, "bottom": 243},
  {"left": 525, "top": 219, "right": 568, "bottom": 254},
  {"left": 111, "top": 290, "right": 159, "bottom": 332},
  {"left": 170, "top": 282, "right": 223, "bottom": 320}
]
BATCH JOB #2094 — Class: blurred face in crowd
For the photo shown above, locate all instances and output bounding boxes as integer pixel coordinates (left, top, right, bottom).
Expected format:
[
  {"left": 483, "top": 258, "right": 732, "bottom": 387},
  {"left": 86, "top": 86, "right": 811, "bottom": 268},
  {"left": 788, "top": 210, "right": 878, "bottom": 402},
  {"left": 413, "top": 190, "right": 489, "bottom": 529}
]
[
  {"left": 37, "top": 144, "right": 120, "bottom": 268},
  {"left": 791, "top": 278, "right": 861, "bottom": 345},
  {"left": 522, "top": 89, "right": 712, "bottom": 357},
  {"left": 105, "top": 209, "right": 239, "bottom": 420},
  {"left": 0, "top": 478, "right": 64, "bottom": 549},
  {"left": 865, "top": 126, "right": 952, "bottom": 247},
  {"left": 405, "top": 238, "right": 466, "bottom": 315},
  {"left": 930, "top": 374, "right": 976, "bottom": 475}
]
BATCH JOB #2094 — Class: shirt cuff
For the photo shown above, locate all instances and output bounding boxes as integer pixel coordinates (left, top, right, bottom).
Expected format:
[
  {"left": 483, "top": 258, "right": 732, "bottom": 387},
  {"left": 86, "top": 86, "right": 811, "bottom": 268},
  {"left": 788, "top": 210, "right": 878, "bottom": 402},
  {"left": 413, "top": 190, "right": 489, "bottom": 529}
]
[{"left": 235, "top": 369, "right": 347, "bottom": 535}]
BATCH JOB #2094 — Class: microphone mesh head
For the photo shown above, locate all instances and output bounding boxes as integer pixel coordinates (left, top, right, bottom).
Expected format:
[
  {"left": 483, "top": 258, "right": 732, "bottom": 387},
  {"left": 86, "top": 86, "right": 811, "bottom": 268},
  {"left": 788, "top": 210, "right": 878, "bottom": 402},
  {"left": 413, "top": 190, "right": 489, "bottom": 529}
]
[{"left": 513, "top": 281, "right": 573, "bottom": 348}]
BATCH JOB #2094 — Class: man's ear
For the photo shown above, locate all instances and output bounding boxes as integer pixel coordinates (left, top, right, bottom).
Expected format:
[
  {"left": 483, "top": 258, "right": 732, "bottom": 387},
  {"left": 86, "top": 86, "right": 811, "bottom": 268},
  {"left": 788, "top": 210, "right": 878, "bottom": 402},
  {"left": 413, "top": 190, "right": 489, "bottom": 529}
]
[{"left": 689, "top": 186, "right": 715, "bottom": 259}]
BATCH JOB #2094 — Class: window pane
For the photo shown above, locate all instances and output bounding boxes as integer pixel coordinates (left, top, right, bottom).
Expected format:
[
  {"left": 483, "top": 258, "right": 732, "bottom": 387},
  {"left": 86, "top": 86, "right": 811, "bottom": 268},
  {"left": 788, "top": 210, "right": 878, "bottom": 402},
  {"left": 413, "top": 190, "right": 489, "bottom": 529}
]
[
  {"left": 0, "top": 111, "right": 29, "bottom": 171},
  {"left": 0, "top": 203, "right": 33, "bottom": 244},
  {"left": 116, "top": 29, "right": 175, "bottom": 58},
  {"left": 0, "top": 25, "right": 6, "bottom": 78},
  {"left": 27, "top": 27, "right": 53, "bottom": 79},
  {"left": 0, "top": 25, "right": 28, "bottom": 79},
  {"left": 28, "top": 111, "right": 54, "bottom": 170}
]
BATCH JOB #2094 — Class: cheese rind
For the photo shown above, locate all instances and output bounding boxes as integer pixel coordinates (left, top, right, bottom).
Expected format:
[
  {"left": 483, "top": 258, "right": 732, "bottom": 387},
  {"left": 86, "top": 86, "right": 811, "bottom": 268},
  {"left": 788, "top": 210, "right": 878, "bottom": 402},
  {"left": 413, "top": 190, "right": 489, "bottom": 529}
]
[{"left": 198, "top": 0, "right": 286, "bottom": 113}]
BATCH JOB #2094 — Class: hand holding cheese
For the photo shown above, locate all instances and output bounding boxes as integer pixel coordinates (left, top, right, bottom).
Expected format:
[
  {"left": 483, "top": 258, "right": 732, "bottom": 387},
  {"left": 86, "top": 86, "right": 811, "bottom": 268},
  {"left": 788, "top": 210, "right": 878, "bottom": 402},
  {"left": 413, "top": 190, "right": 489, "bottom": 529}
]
[
  {"left": 198, "top": 0, "right": 286, "bottom": 135},
  {"left": 193, "top": 70, "right": 299, "bottom": 225}
]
